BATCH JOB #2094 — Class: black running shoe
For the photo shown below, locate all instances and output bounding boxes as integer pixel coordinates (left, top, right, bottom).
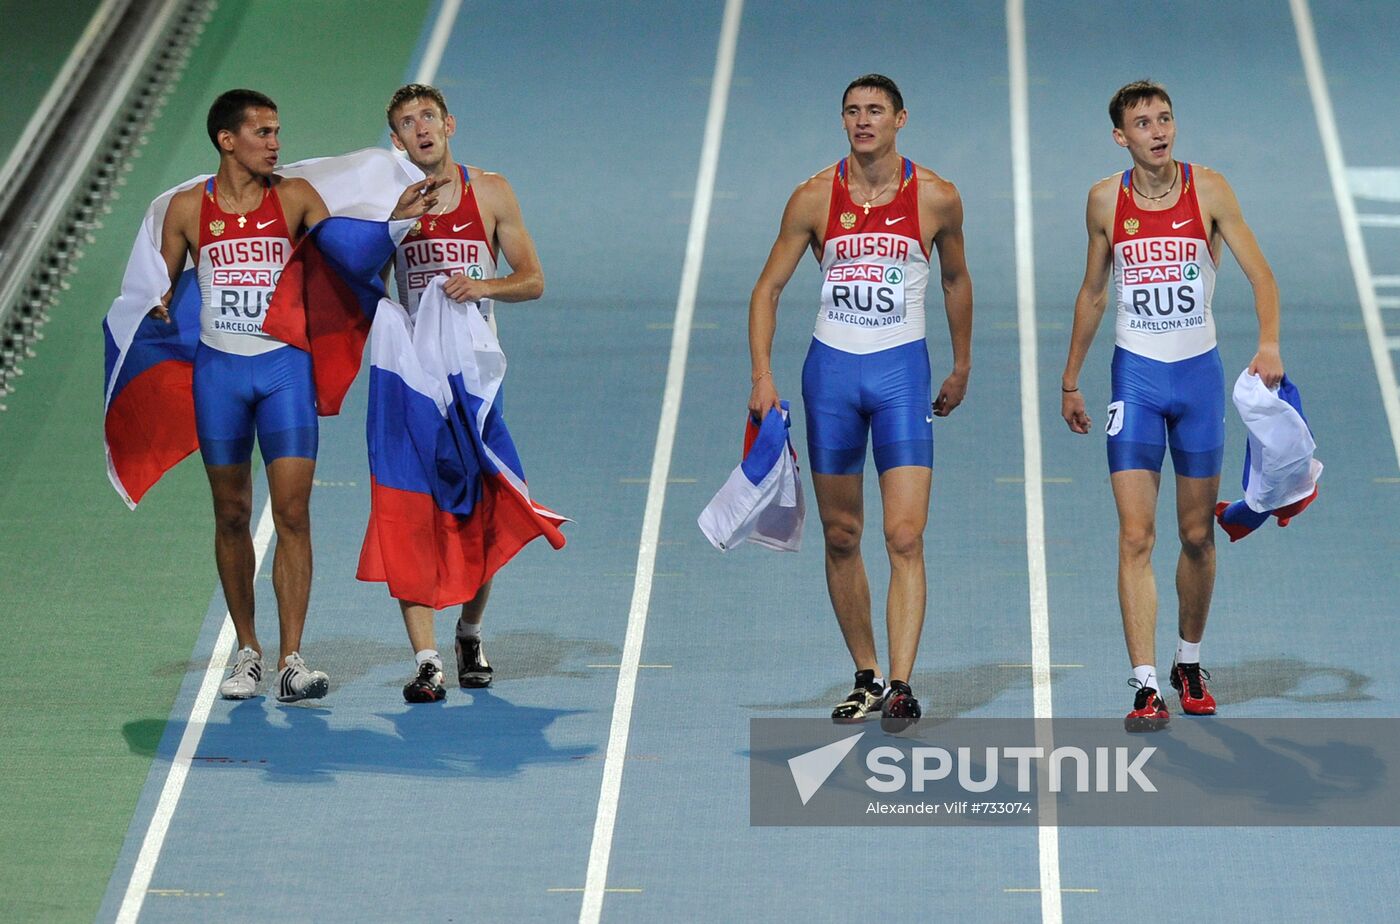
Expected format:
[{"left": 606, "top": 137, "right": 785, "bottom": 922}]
[
  {"left": 831, "top": 669, "right": 887, "bottom": 724},
  {"left": 880, "top": 680, "right": 922, "bottom": 734},
  {"left": 403, "top": 660, "right": 447, "bottom": 703},
  {"left": 455, "top": 636, "right": 493, "bottom": 688}
]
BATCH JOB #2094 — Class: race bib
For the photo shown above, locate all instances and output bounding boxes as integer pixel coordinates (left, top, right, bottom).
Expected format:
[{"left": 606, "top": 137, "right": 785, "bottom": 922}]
[
  {"left": 1105, "top": 400, "right": 1125, "bottom": 436},
  {"left": 821, "top": 262, "right": 907, "bottom": 329}
]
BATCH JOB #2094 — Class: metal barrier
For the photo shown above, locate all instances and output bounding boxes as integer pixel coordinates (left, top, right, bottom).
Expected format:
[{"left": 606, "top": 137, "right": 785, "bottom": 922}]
[{"left": 0, "top": 0, "right": 216, "bottom": 409}]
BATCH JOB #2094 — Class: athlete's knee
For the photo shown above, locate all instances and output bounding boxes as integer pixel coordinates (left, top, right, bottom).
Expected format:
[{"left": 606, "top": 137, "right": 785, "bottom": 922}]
[
  {"left": 212, "top": 495, "right": 252, "bottom": 535},
  {"left": 1118, "top": 523, "right": 1155, "bottom": 561},
  {"left": 823, "top": 519, "right": 862, "bottom": 557},
  {"left": 883, "top": 521, "right": 925, "bottom": 559},
  {"left": 1178, "top": 520, "right": 1215, "bottom": 558},
  {"left": 270, "top": 494, "right": 311, "bottom": 536}
]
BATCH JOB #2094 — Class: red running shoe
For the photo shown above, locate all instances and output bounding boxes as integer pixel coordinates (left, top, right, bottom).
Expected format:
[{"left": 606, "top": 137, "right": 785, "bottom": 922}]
[
  {"left": 1169, "top": 662, "right": 1217, "bottom": 715},
  {"left": 1124, "top": 680, "right": 1170, "bottom": 732}
]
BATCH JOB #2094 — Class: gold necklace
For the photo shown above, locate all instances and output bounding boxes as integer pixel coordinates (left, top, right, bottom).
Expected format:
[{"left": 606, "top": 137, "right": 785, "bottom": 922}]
[
  {"left": 217, "top": 183, "right": 266, "bottom": 228},
  {"left": 426, "top": 172, "right": 458, "bottom": 231},
  {"left": 1131, "top": 162, "right": 1178, "bottom": 202},
  {"left": 850, "top": 174, "right": 898, "bottom": 215}
]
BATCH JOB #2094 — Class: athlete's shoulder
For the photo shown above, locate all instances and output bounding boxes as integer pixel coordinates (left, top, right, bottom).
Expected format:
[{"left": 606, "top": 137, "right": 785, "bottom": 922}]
[
  {"left": 1086, "top": 173, "right": 1121, "bottom": 213},
  {"left": 914, "top": 164, "right": 959, "bottom": 204},
  {"left": 165, "top": 183, "right": 203, "bottom": 228},
  {"left": 1188, "top": 163, "right": 1231, "bottom": 197},
  {"left": 271, "top": 174, "right": 318, "bottom": 201}
]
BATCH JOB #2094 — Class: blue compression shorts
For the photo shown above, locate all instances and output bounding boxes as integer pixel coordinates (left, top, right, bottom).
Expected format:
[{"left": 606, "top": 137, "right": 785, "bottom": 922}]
[
  {"left": 193, "top": 343, "right": 318, "bottom": 467},
  {"left": 1106, "top": 345, "right": 1224, "bottom": 478},
  {"left": 801, "top": 337, "right": 933, "bottom": 475}
]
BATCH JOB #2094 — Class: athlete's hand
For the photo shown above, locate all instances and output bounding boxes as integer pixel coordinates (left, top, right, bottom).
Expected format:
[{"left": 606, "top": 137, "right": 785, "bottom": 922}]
[
  {"left": 389, "top": 177, "right": 450, "bottom": 220},
  {"left": 749, "top": 373, "right": 780, "bottom": 420},
  {"left": 147, "top": 289, "right": 173, "bottom": 323},
  {"left": 1249, "top": 344, "right": 1284, "bottom": 390},
  {"left": 932, "top": 370, "right": 968, "bottom": 417},
  {"left": 443, "top": 273, "right": 491, "bottom": 304},
  {"left": 1062, "top": 389, "right": 1091, "bottom": 434}
]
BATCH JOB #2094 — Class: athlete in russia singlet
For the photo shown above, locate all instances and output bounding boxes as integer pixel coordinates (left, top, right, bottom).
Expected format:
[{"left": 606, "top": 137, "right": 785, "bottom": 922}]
[
  {"left": 192, "top": 177, "right": 317, "bottom": 465},
  {"left": 393, "top": 164, "right": 498, "bottom": 324},
  {"left": 1106, "top": 162, "right": 1225, "bottom": 476},
  {"left": 803, "top": 157, "right": 934, "bottom": 475}
]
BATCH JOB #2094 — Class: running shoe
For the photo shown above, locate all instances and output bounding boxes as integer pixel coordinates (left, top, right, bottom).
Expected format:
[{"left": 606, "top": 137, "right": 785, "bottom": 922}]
[
  {"left": 1124, "top": 680, "right": 1170, "bottom": 732},
  {"left": 455, "top": 635, "right": 493, "bottom": 689},
  {"left": 219, "top": 646, "right": 263, "bottom": 700},
  {"left": 831, "top": 669, "right": 887, "bottom": 724},
  {"left": 880, "top": 680, "right": 922, "bottom": 734},
  {"left": 275, "top": 652, "right": 329, "bottom": 703},
  {"left": 1169, "top": 661, "right": 1217, "bottom": 716},
  {"left": 403, "top": 660, "right": 447, "bottom": 703}
]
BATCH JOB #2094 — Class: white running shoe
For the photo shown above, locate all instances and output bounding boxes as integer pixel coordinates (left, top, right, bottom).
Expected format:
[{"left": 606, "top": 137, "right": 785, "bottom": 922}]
[
  {"left": 219, "top": 646, "right": 263, "bottom": 700},
  {"left": 276, "top": 652, "right": 329, "bottom": 703}
]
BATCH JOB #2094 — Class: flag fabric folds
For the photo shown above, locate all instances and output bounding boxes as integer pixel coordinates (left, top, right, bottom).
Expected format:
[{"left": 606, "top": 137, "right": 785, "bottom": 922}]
[
  {"left": 102, "top": 147, "right": 423, "bottom": 508},
  {"left": 698, "top": 401, "right": 805, "bottom": 552},
  {"left": 356, "top": 279, "right": 568, "bottom": 607},
  {"left": 262, "top": 216, "right": 416, "bottom": 415},
  {"left": 1215, "top": 370, "right": 1322, "bottom": 542}
]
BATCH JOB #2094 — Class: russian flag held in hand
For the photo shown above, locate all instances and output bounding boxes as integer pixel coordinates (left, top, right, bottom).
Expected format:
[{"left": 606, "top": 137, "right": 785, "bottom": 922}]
[
  {"left": 357, "top": 280, "right": 567, "bottom": 608},
  {"left": 263, "top": 216, "right": 416, "bottom": 415},
  {"left": 1215, "top": 370, "right": 1322, "bottom": 542},
  {"left": 698, "top": 401, "right": 805, "bottom": 552}
]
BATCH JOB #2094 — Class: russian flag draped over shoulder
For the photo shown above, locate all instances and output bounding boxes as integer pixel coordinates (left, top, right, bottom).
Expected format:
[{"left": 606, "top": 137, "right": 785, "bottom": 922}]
[
  {"left": 357, "top": 279, "right": 568, "bottom": 608},
  {"left": 698, "top": 401, "right": 805, "bottom": 552},
  {"left": 102, "top": 147, "right": 424, "bottom": 508}
]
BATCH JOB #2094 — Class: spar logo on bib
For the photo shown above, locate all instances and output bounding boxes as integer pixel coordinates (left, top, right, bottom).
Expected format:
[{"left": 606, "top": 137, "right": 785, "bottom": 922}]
[{"left": 823, "top": 261, "right": 907, "bottom": 328}]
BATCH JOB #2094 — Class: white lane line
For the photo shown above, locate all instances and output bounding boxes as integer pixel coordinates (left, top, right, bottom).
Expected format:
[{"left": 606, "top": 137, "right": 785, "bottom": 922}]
[
  {"left": 578, "top": 2, "right": 743, "bottom": 922},
  {"left": 414, "top": 0, "right": 462, "bottom": 85},
  {"left": 1006, "top": 2, "right": 1062, "bottom": 922},
  {"left": 1291, "top": 0, "right": 1400, "bottom": 470},
  {"left": 115, "top": 500, "right": 274, "bottom": 924},
  {"left": 1358, "top": 214, "right": 1400, "bottom": 228},
  {"left": 1373, "top": 276, "right": 1400, "bottom": 287}
]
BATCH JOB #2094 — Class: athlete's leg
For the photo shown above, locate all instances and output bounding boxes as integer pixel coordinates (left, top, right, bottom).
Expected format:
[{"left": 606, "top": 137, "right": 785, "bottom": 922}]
[
  {"left": 459, "top": 579, "right": 492, "bottom": 628},
  {"left": 399, "top": 601, "right": 437, "bottom": 653},
  {"left": 265, "top": 455, "right": 315, "bottom": 668},
  {"left": 205, "top": 461, "right": 259, "bottom": 652},
  {"left": 1111, "top": 469, "right": 1162, "bottom": 668},
  {"left": 812, "top": 472, "right": 879, "bottom": 676},
  {"left": 878, "top": 465, "right": 931, "bottom": 683},
  {"left": 1174, "top": 473, "right": 1219, "bottom": 643}
]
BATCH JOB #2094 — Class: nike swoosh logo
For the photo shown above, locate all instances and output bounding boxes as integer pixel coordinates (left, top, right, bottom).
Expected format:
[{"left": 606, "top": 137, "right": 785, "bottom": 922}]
[
  {"left": 453, "top": 222, "right": 474, "bottom": 232},
  {"left": 885, "top": 216, "right": 907, "bottom": 226},
  {"left": 925, "top": 415, "right": 934, "bottom": 423},
  {"left": 255, "top": 219, "right": 276, "bottom": 229},
  {"left": 1171, "top": 219, "right": 1193, "bottom": 229}
]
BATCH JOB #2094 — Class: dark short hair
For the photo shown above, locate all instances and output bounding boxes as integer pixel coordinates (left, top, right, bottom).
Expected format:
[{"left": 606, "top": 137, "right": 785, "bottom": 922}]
[
  {"left": 386, "top": 83, "right": 449, "bottom": 130},
  {"left": 1109, "top": 80, "right": 1173, "bottom": 129},
  {"left": 207, "top": 89, "right": 277, "bottom": 150},
  {"left": 842, "top": 74, "right": 904, "bottom": 113}
]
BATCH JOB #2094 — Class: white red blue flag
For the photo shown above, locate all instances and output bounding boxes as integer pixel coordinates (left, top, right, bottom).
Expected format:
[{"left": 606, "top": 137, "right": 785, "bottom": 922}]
[
  {"left": 356, "top": 279, "right": 568, "bottom": 607},
  {"left": 1216, "top": 370, "right": 1322, "bottom": 542},
  {"left": 698, "top": 402, "right": 805, "bottom": 552},
  {"left": 102, "top": 148, "right": 422, "bottom": 507}
]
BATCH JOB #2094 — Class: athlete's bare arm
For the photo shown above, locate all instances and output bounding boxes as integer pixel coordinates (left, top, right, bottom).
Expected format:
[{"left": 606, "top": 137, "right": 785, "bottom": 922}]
[
  {"left": 444, "top": 171, "right": 544, "bottom": 305},
  {"left": 1195, "top": 167, "right": 1283, "bottom": 387},
  {"left": 151, "top": 186, "right": 203, "bottom": 322},
  {"left": 747, "top": 173, "right": 829, "bottom": 419},
  {"left": 275, "top": 177, "right": 330, "bottom": 241},
  {"left": 920, "top": 170, "right": 972, "bottom": 417},
  {"left": 1061, "top": 177, "right": 1118, "bottom": 434}
]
